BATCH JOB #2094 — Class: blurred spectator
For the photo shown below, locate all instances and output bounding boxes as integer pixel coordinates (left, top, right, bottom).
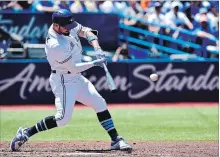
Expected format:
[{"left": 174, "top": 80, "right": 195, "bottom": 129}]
[
  {"left": 123, "top": 2, "right": 137, "bottom": 26},
  {"left": 99, "top": 1, "right": 114, "bottom": 13},
  {"left": 123, "top": 1, "right": 144, "bottom": 26},
  {"left": 209, "top": 3, "right": 218, "bottom": 17},
  {"left": 190, "top": 1, "right": 201, "bottom": 18},
  {"left": 0, "top": 27, "right": 24, "bottom": 59},
  {"left": 165, "top": 1, "right": 193, "bottom": 30},
  {"left": 70, "top": 0, "right": 84, "bottom": 13},
  {"left": 84, "top": 0, "right": 98, "bottom": 12},
  {"left": 206, "top": 41, "right": 219, "bottom": 58},
  {"left": 114, "top": 1, "right": 127, "bottom": 14},
  {"left": 147, "top": 2, "right": 165, "bottom": 33},
  {"left": 120, "top": 1, "right": 147, "bottom": 48},
  {"left": 0, "top": 27, "right": 11, "bottom": 58},
  {"left": 161, "top": 0, "right": 172, "bottom": 14},
  {"left": 194, "top": 15, "right": 216, "bottom": 40},
  {"left": 201, "top": 1, "right": 211, "bottom": 10},
  {"left": 0, "top": 1, "right": 9, "bottom": 10},
  {"left": 160, "top": 0, "right": 184, "bottom": 14},
  {"left": 140, "top": 0, "right": 151, "bottom": 10},
  {"left": 208, "top": 4, "right": 219, "bottom": 32},
  {"left": 0, "top": 1, "right": 26, "bottom": 11},
  {"left": 17, "top": 0, "right": 33, "bottom": 10},
  {"left": 181, "top": 1, "right": 191, "bottom": 21},
  {"left": 57, "top": 0, "right": 73, "bottom": 10},
  {"left": 135, "top": 1, "right": 145, "bottom": 14},
  {"left": 31, "top": 0, "right": 59, "bottom": 12},
  {"left": 194, "top": 8, "right": 218, "bottom": 33},
  {"left": 194, "top": 15, "right": 218, "bottom": 58},
  {"left": 112, "top": 43, "right": 131, "bottom": 62}
]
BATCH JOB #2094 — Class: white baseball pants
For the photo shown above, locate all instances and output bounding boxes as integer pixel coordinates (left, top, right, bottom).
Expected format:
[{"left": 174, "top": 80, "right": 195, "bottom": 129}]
[{"left": 49, "top": 73, "right": 107, "bottom": 126}]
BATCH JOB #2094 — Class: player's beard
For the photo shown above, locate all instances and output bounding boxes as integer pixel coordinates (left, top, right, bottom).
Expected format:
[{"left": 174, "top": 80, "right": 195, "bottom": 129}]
[
  {"left": 63, "top": 32, "right": 70, "bottom": 36},
  {"left": 59, "top": 26, "right": 70, "bottom": 36}
]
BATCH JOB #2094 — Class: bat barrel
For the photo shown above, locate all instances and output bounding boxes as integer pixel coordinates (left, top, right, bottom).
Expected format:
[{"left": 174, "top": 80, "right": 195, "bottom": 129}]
[
  {"left": 103, "top": 64, "right": 117, "bottom": 92},
  {"left": 103, "top": 64, "right": 108, "bottom": 72}
]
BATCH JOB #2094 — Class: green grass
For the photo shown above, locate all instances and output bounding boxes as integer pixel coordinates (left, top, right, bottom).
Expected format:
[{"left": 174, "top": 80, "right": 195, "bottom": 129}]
[{"left": 0, "top": 106, "right": 218, "bottom": 142}]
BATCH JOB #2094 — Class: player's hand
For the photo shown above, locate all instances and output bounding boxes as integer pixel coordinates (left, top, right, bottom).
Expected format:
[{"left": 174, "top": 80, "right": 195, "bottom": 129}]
[
  {"left": 92, "top": 58, "right": 107, "bottom": 68},
  {"left": 95, "top": 47, "right": 106, "bottom": 60},
  {"left": 96, "top": 53, "right": 106, "bottom": 59}
]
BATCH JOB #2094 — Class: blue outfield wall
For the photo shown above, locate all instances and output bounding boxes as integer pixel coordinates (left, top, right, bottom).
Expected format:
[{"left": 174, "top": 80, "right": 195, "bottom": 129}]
[{"left": 0, "top": 60, "right": 218, "bottom": 104}]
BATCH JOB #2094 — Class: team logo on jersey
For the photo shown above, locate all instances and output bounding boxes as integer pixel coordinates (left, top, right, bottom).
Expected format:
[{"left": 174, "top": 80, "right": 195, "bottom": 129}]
[{"left": 69, "top": 41, "right": 74, "bottom": 51}]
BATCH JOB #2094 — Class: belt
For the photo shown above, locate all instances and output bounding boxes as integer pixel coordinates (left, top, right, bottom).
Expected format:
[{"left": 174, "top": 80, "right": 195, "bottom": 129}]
[{"left": 51, "top": 70, "right": 71, "bottom": 74}]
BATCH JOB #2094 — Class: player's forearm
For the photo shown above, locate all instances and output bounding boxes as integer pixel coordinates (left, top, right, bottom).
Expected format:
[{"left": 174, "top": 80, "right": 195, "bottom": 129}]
[
  {"left": 71, "top": 62, "right": 94, "bottom": 73},
  {"left": 89, "top": 35, "right": 100, "bottom": 49},
  {"left": 86, "top": 32, "right": 104, "bottom": 54},
  {"left": 85, "top": 31, "right": 100, "bottom": 47},
  {"left": 64, "top": 61, "right": 94, "bottom": 74},
  {"left": 65, "top": 59, "right": 105, "bottom": 73},
  {"left": 59, "top": 57, "right": 94, "bottom": 73}
]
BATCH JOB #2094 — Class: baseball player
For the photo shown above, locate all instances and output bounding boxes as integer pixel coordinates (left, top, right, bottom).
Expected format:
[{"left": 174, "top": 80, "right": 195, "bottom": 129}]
[{"left": 10, "top": 9, "right": 132, "bottom": 152}]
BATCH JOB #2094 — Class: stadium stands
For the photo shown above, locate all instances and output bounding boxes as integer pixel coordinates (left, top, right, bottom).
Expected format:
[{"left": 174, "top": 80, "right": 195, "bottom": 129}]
[{"left": 0, "top": 0, "right": 219, "bottom": 61}]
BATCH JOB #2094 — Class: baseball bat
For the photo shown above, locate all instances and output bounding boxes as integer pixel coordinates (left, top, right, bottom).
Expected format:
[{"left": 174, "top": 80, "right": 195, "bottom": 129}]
[{"left": 102, "top": 63, "right": 117, "bottom": 93}]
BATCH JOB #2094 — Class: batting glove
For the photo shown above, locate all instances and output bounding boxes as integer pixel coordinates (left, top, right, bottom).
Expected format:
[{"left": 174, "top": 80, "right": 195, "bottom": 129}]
[
  {"left": 92, "top": 58, "right": 107, "bottom": 68},
  {"left": 94, "top": 47, "right": 106, "bottom": 60}
]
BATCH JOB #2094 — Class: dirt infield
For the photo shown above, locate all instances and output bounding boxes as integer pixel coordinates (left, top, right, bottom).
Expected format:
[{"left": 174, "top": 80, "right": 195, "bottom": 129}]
[{"left": 0, "top": 141, "right": 218, "bottom": 157}]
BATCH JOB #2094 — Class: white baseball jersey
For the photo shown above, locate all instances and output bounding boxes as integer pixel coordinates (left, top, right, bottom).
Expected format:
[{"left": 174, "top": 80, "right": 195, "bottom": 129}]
[
  {"left": 45, "top": 23, "right": 107, "bottom": 127},
  {"left": 45, "top": 23, "right": 83, "bottom": 74}
]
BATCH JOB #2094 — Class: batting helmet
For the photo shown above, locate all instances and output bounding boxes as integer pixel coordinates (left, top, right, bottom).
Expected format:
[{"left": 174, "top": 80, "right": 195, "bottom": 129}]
[{"left": 52, "top": 9, "right": 77, "bottom": 30}]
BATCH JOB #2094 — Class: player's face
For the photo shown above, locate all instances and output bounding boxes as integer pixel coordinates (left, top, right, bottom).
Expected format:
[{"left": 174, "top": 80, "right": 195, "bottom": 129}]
[{"left": 59, "top": 26, "right": 70, "bottom": 36}]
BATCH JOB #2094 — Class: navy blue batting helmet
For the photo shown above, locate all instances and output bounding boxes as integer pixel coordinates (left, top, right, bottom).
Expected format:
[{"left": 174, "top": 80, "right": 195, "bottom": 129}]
[{"left": 52, "top": 9, "right": 77, "bottom": 30}]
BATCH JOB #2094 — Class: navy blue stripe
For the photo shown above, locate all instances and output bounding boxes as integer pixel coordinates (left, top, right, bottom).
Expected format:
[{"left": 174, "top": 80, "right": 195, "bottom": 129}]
[
  {"left": 61, "top": 75, "right": 66, "bottom": 118},
  {"left": 40, "top": 120, "right": 46, "bottom": 130},
  {"left": 56, "top": 75, "right": 66, "bottom": 121},
  {"left": 37, "top": 123, "right": 43, "bottom": 131}
]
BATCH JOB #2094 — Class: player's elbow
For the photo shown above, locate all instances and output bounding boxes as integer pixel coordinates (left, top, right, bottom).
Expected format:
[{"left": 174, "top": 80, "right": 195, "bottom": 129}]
[{"left": 80, "top": 27, "right": 99, "bottom": 44}]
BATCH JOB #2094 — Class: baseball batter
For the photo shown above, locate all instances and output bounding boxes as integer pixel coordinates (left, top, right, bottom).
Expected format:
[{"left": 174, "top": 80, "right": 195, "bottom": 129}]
[{"left": 10, "top": 9, "right": 131, "bottom": 152}]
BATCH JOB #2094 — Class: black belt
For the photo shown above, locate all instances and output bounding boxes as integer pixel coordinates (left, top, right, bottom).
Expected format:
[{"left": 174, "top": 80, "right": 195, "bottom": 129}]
[{"left": 52, "top": 70, "right": 71, "bottom": 74}]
